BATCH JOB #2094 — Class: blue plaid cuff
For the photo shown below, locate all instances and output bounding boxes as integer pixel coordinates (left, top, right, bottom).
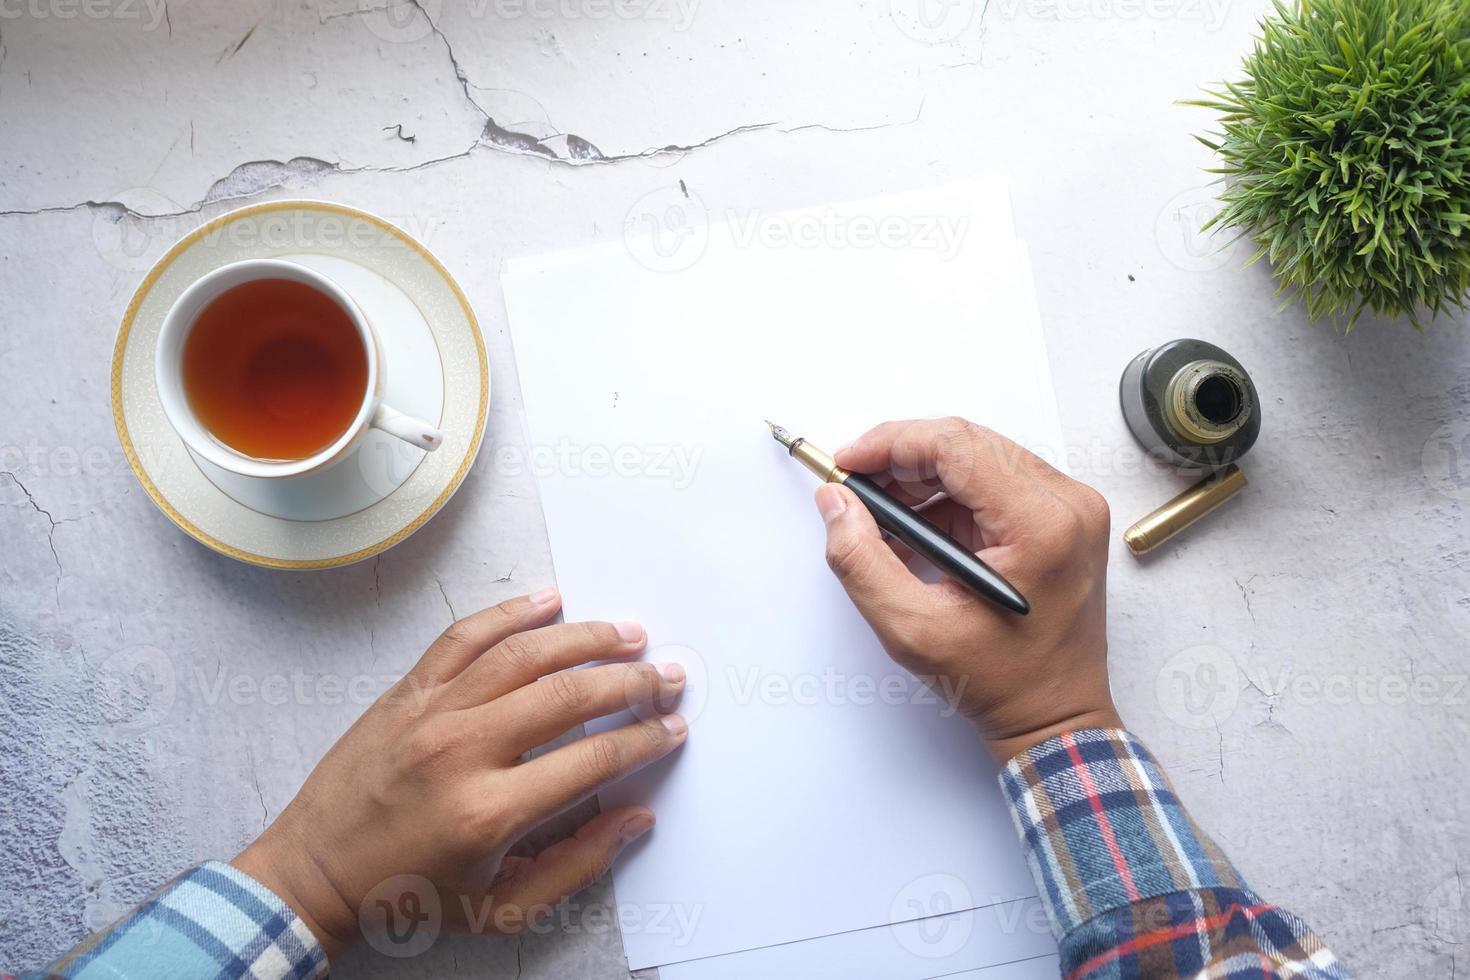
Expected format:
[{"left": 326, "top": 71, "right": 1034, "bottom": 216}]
[
  {"left": 999, "top": 730, "right": 1353, "bottom": 978},
  {"left": 40, "top": 861, "right": 328, "bottom": 980},
  {"left": 998, "top": 728, "right": 1245, "bottom": 938}
]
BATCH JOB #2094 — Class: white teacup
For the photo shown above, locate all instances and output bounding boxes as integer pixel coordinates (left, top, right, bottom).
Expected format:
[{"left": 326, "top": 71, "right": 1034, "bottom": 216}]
[{"left": 155, "top": 258, "right": 442, "bottom": 480}]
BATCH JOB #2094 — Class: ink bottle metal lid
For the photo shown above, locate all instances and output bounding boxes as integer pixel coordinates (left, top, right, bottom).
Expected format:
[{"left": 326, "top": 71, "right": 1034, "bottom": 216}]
[{"left": 1119, "top": 339, "right": 1260, "bottom": 469}]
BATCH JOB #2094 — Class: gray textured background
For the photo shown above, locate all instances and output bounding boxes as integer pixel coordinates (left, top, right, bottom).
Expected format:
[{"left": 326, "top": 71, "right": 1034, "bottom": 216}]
[{"left": 2, "top": 1, "right": 1468, "bottom": 977}]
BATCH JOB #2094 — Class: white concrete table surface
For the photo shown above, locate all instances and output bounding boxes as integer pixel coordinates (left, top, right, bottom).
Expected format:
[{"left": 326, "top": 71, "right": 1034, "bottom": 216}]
[{"left": 2, "top": 1, "right": 1467, "bottom": 976}]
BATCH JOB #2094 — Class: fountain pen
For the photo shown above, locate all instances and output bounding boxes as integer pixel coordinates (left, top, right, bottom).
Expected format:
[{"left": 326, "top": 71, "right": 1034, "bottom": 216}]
[{"left": 767, "top": 421, "right": 1030, "bottom": 616}]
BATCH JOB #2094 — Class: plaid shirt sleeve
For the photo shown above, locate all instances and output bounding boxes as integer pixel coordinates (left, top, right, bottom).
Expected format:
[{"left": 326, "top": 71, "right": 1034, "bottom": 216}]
[
  {"left": 998, "top": 729, "right": 1351, "bottom": 979},
  {"left": 33, "top": 861, "right": 328, "bottom": 980}
]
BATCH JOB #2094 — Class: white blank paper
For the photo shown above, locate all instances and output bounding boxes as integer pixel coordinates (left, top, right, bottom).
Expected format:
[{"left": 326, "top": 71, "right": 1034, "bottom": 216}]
[{"left": 503, "top": 179, "right": 1064, "bottom": 970}]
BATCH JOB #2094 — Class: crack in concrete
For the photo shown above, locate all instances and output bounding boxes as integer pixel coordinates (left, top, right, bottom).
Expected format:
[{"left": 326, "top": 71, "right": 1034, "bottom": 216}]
[
  {"left": 781, "top": 96, "right": 925, "bottom": 137},
  {"left": 202, "top": 156, "right": 340, "bottom": 203},
  {"left": 1428, "top": 865, "right": 1466, "bottom": 948},
  {"left": 401, "top": 0, "right": 656, "bottom": 167},
  {"left": 3, "top": 0, "right": 930, "bottom": 215},
  {"left": 588, "top": 121, "right": 778, "bottom": 162},
  {"left": 1371, "top": 921, "right": 1418, "bottom": 936},
  {"left": 394, "top": 0, "right": 919, "bottom": 166},
  {"left": 1212, "top": 720, "right": 1226, "bottom": 785},
  {"left": 0, "top": 200, "right": 159, "bottom": 221},
  {"left": 245, "top": 743, "right": 269, "bottom": 831},
  {"left": 406, "top": 0, "right": 494, "bottom": 123},
  {"left": 318, "top": 0, "right": 778, "bottom": 168},
  {"left": 478, "top": 117, "right": 787, "bottom": 166},
  {"left": 1233, "top": 575, "right": 1259, "bottom": 626},
  {"left": 0, "top": 152, "right": 474, "bottom": 221},
  {"left": 1239, "top": 662, "right": 1287, "bottom": 732},
  {"left": 7, "top": 0, "right": 890, "bottom": 212},
  {"left": 3, "top": 470, "right": 72, "bottom": 605},
  {"left": 0, "top": 155, "right": 334, "bottom": 221},
  {"left": 565, "top": 133, "right": 602, "bottom": 160},
  {"left": 0, "top": 104, "right": 916, "bottom": 222},
  {"left": 318, "top": 1, "right": 398, "bottom": 23},
  {"left": 481, "top": 118, "right": 560, "bottom": 159},
  {"left": 217, "top": 19, "right": 263, "bottom": 65},
  {"left": 435, "top": 577, "right": 459, "bottom": 623},
  {"left": 384, "top": 123, "right": 417, "bottom": 144},
  {"left": 0, "top": 11, "right": 922, "bottom": 222},
  {"left": 384, "top": 145, "right": 482, "bottom": 173}
]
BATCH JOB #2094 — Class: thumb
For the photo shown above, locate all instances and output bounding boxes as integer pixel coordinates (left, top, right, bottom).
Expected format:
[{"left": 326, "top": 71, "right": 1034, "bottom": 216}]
[{"left": 815, "top": 484, "right": 930, "bottom": 639}]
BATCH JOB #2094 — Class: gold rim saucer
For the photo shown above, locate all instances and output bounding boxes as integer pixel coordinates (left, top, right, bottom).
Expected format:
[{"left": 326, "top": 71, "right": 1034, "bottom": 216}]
[{"left": 111, "top": 200, "right": 489, "bottom": 569}]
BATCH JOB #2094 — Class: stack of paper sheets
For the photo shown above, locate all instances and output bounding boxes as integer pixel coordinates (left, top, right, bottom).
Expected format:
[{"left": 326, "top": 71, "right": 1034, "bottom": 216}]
[{"left": 503, "top": 179, "right": 1064, "bottom": 979}]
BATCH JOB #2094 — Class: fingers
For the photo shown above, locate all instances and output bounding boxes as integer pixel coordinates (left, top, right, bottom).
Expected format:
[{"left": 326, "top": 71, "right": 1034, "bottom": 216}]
[
  {"left": 440, "top": 620, "right": 650, "bottom": 711},
  {"left": 815, "top": 483, "right": 935, "bottom": 641},
  {"left": 505, "top": 716, "right": 688, "bottom": 833},
  {"left": 833, "top": 418, "right": 1069, "bottom": 541},
  {"left": 867, "top": 470, "right": 945, "bottom": 508},
  {"left": 880, "top": 492, "right": 958, "bottom": 562},
  {"left": 473, "top": 661, "right": 686, "bottom": 759},
  {"left": 487, "top": 806, "right": 654, "bottom": 933},
  {"left": 913, "top": 496, "right": 987, "bottom": 553},
  {"left": 411, "top": 589, "right": 564, "bottom": 686}
]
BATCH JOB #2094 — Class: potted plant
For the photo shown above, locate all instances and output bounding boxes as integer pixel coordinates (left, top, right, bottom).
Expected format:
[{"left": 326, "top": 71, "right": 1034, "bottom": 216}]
[{"left": 1189, "top": 0, "right": 1470, "bottom": 329}]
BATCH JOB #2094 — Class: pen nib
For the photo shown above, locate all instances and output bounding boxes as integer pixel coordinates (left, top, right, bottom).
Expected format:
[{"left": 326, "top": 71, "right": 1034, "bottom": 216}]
[{"left": 765, "top": 420, "right": 795, "bottom": 449}]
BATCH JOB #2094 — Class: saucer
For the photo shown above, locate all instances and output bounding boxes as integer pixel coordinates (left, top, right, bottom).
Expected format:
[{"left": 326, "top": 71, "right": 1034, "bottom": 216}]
[{"left": 112, "top": 201, "right": 489, "bottom": 569}]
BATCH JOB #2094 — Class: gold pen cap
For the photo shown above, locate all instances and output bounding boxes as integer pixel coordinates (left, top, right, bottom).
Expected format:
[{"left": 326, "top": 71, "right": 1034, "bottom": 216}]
[{"left": 1124, "top": 464, "right": 1247, "bottom": 556}]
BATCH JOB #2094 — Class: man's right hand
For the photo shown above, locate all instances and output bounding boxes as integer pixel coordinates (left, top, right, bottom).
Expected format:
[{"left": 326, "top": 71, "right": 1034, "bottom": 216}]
[{"left": 813, "top": 417, "right": 1121, "bottom": 763}]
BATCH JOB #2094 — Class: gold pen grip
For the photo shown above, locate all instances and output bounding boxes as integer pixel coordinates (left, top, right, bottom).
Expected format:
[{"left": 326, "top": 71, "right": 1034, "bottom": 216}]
[{"left": 789, "top": 439, "right": 849, "bottom": 484}]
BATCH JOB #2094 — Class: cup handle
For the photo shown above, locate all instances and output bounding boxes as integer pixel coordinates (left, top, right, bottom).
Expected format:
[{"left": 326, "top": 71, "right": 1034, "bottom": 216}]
[{"left": 372, "top": 404, "right": 443, "bottom": 452}]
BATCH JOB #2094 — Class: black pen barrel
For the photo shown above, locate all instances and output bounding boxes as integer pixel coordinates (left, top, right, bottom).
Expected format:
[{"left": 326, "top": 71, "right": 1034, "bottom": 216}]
[{"left": 840, "top": 474, "right": 1030, "bottom": 616}]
